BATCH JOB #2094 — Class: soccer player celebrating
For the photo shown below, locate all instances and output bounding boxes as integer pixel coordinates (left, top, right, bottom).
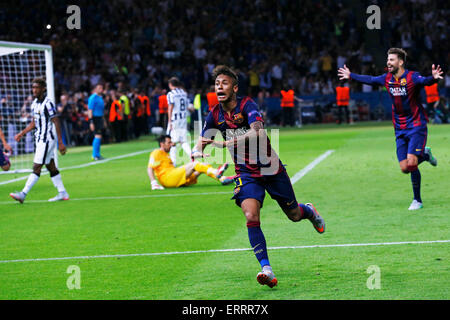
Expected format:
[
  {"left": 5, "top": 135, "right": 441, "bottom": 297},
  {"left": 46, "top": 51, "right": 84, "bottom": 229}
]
[
  {"left": 338, "top": 48, "right": 442, "bottom": 210},
  {"left": 0, "top": 126, "right": 12, "bottom": 171},
  {"left": 192, "top": 65, "right": 325, "bottom": 288},
  {"left": 166, "top": 77, "right": 194, "bottom": 166},
  {"left": 10, "top": 78, "right": 69, "bottom": 203},
  {"left": 148, "top": 135, "right": 233, "bottom": 190}
]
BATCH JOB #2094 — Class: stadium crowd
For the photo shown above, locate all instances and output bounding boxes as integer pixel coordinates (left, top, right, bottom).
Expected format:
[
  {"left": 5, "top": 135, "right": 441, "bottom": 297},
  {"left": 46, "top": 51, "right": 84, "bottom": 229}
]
[{"left": 0, "top": 0, "right": 449, "bottom": 146}]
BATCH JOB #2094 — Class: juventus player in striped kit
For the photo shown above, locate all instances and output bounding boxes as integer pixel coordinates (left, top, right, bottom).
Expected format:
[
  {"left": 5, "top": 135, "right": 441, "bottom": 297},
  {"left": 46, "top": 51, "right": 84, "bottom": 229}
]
[
  {"left": 10, "top": 78, "right": 69, "bottom": 203},
  {"left": 166, "top": 77, "right": 194, "bottom": 166}
]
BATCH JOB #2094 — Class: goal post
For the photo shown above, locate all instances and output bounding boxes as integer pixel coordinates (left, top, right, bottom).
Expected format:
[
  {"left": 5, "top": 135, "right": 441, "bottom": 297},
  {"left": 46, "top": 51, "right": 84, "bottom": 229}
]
[{"left": 0, "top": 41, "right": 56, "bottom": 174}]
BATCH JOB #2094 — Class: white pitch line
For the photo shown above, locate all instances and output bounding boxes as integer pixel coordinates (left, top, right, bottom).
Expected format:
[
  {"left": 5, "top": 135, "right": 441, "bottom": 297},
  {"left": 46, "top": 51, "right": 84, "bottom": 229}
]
[
  {"left": 0, "top": 149, "right": 152, "bottom": 186},
  {"left": 290, "top": 150, "right": 334, "bottom": 184},
  {"left": 1, "top": 149, "right": 334, "bottom": 203},
  {"left": 0, "top": 191, "right": 231, "bottom": 205},
  {"left": 0, "top": 240, "right": 448, "bottom": 264}
]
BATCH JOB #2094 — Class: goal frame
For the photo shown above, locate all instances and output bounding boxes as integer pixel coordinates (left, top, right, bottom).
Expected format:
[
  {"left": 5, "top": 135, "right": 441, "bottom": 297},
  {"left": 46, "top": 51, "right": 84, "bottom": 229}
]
[{"left": 0, "top": 41, "right": 57, "bottom": 174}]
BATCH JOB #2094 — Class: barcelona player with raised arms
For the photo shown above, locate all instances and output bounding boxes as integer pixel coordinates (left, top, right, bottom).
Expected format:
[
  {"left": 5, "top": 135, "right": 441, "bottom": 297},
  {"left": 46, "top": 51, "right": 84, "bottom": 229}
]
[
  {"left": 338, "top": 48, "right": 442, "bottom": 210},
  {"left": 192, "top": 65, "right": 325, "bottom": 288}
]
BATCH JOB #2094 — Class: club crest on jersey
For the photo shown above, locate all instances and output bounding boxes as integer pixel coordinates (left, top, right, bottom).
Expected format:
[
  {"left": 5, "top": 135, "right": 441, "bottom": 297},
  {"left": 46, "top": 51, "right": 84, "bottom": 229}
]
[
  {"left": 233, "top": 113, "right": 244, "bottom": 124},
  {"left": 400, "top": 78, "right": 407, "bottom": 86},
  {"left": 389, "top": 87, "right": 407, "bottom": 96}
]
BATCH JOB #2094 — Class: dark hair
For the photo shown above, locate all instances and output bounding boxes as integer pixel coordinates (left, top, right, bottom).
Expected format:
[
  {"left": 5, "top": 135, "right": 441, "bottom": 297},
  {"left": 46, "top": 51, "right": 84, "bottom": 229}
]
[
  {"left": 157, "top": 134, "right": 171, "bottom": 145},
  {"left": 168, "top": 77, "right": 181, "bottom": 87},
  {"left": 32, "top": 78, "right": 46, "bottom": 88},
  {"left": 387, "top": 48, "right": 407, "bottom": 63},
  {"left": 212, "top": 65, "right": 238, "bottom": 86}
]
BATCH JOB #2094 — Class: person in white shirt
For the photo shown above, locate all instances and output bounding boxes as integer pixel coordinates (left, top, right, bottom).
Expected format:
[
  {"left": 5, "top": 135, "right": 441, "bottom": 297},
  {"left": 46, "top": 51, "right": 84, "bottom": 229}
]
[{"left": 166, "top": 77, "right": 194, "bottom": 166}]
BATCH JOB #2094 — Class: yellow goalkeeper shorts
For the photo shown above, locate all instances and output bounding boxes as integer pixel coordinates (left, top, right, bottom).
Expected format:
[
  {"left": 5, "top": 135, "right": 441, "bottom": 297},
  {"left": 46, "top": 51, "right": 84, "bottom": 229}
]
[{"left": 159, "top": 167, "right": 197, "bottom": 188}]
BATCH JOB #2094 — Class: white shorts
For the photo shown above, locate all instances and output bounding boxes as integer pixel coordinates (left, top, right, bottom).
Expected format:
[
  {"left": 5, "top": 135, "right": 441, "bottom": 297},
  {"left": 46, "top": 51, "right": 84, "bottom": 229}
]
[
  {"left": 169, "top": 128, "right": 188, "bottom": 144},
  {"left": 34, "top": 140, "right": 56, "bottom": 165}
]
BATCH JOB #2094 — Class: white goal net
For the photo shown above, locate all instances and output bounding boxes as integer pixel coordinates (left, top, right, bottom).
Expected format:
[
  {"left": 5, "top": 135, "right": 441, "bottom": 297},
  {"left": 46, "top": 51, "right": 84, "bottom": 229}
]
[{"left": 0, "top": 41, "right": 56, "bottom": 174}]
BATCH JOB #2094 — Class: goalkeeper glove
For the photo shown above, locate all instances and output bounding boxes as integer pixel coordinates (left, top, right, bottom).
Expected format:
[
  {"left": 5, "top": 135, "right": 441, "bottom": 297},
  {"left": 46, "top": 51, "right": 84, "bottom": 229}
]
[{"left": 151, "top": 180, "right": 164, "bottom": 190}]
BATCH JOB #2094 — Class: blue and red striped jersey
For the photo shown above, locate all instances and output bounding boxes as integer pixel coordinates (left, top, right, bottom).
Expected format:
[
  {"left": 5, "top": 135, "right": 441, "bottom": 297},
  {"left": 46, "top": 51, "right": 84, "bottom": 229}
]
[
  {"left": 201, "top": 96, "right": 283, "bottom": 177},
  {"left": 350, "top": 70, "right": 437, "bottom": 130}
]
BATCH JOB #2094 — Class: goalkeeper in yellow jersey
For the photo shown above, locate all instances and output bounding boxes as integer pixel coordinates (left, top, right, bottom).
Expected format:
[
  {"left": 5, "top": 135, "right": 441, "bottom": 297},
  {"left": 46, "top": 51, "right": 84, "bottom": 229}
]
[{"left": 148, "top": 135, "right": 233, "bottom": 190}]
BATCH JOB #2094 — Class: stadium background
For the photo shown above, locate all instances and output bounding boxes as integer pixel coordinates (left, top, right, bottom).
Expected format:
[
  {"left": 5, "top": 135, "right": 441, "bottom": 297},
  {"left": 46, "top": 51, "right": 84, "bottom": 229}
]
[{"left": 0, "top": 0, "right": 448, "bottom": 148}]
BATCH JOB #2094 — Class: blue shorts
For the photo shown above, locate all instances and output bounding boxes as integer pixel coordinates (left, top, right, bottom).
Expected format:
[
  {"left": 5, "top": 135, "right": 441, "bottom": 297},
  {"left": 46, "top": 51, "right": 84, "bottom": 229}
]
[
  {"left": 231, "top": 170, "right": 298, "bottom": 210},
  {"left": 395, "top": 126, "right": 427, "bottom": 162}
]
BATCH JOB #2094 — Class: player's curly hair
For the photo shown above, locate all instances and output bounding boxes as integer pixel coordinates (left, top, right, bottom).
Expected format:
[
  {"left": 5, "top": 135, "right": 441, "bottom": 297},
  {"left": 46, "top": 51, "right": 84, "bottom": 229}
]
[
  {"left": 212, "top": 65, "right": 238, "bottom": 86},
  {"left": 387, "top": 48, "right": 407, "bottom": 63},
  {"left": 32, "top": 77, "right": 47, "bottom": 88}
]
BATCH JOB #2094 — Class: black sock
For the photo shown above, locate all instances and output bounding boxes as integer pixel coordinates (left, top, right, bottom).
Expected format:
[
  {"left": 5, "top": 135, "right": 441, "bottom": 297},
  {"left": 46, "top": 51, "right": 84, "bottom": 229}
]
[{"left": 410, "top": 169, "right": 422, "bottom": 203}]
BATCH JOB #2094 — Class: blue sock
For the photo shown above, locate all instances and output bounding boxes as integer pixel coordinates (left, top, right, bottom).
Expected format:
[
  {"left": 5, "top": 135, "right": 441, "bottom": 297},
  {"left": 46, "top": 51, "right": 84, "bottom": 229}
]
[
  {"left": 92, "top": 137, "right": 101, "bottom": 158},
  {"left": 418, "top": 153, "right": 429, "bottom": 164},
  {"left": 410, "top": 169, "right": 421, "bottom": 202},
  {"left": 298, "top": 203, "right": 314, "bottom": 219},
  {"left": 247, "top": 222, "right": 270, "bottom": 268}
]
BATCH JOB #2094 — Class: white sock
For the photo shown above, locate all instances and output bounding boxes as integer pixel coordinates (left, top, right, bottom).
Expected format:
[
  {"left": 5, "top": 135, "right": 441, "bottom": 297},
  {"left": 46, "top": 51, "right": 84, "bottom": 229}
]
[
  {"left": 23, "top": 173, "right": 40, "bottom": 194},
  {"left": 263, "top": 265, "right": 273, "bottom": 273},
  {"left": 51, "top": 173, "right": 66, "bottom": 193},
  {"left": 170, "top": 146, "right": 177, "bottom": 167},
  {"left": 207, "top": 167, "right": 218, "bottom": 176},
  {"left": 181, "top": 142, "right": 191, "bottom": 157}
]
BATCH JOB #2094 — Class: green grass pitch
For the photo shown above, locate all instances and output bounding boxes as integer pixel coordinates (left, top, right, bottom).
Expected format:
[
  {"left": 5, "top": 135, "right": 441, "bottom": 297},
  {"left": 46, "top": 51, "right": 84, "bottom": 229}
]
[{"left": 0, "top": 122, "right": 448, "bottom": 299}]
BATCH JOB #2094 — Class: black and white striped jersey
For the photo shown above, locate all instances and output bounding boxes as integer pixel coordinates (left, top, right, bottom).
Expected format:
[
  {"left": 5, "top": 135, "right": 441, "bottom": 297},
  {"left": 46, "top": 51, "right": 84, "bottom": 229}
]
[
  {"left": 167, "top": 87, "right": 189, "bottom": 129},
  {"left": 31, "top": 96, "right": 57, "bottom": 142}
]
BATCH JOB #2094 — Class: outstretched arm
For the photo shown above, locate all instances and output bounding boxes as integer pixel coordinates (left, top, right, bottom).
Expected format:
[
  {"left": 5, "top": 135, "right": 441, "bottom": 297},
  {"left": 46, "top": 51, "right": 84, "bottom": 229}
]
[
  {"left": 338, "top": 64, "right": 385, "bottom": 85},
  {"left": 412, "top": 64, "right": 443, "bottom": 86}
]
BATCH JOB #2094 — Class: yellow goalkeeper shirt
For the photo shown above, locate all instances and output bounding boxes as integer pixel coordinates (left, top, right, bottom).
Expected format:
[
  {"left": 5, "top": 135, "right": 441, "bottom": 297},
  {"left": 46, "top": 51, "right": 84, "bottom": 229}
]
[{"left": 148, "top": 149, "right": 175, "bottom": 179}]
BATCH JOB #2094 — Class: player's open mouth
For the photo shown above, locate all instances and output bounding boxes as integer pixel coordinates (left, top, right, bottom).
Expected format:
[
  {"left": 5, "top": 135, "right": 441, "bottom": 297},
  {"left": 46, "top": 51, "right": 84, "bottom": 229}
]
[{"left": 217, "top": 92, "right": 227, "bottom": 99}]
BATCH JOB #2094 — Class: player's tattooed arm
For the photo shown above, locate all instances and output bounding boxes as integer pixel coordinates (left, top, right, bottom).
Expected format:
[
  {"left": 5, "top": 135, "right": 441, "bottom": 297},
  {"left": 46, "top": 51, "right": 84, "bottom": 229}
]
[
  {"left": 210, "top": 121, "right": 265, "bottom": 148},
  {"left": 191, "top": 136, "right": 212, "bottom": 159},
  {"left": 231, "top": 120, "right": 265, "bottom": 146}
]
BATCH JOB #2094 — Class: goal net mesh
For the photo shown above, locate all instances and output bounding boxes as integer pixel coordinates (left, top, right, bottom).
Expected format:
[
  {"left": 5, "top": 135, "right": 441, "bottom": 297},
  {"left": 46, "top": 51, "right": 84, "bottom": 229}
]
[{"left": 0, "top": 42, "right": 54, "bottom": 174}]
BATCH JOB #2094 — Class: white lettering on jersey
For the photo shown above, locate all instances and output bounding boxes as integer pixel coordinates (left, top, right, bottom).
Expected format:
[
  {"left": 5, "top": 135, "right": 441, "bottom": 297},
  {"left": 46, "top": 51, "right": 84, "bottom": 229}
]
[{"left": 389, "top": 87, "right": 407, "bottom": 96}]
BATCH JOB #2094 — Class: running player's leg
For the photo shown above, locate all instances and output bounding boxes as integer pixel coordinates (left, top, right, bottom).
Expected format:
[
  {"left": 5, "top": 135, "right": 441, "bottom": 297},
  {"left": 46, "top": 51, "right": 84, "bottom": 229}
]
[
  {"left": 266, "top": 171, "right": 325, "bottom": 233},
  {"left": 10, "top": 162, "right": 43, "bottom": 203},
  {"left": 46, "top": 158, "right": 69, "bottom": 201},
  {"left": 232, "top": 176, "right": 276, "bottom": 287},
  {"left": 405, "top": 128, "right": 428, "bottom": 210},
  {"left": 10, "top": 140, "right": 50, "bottom": 202}
]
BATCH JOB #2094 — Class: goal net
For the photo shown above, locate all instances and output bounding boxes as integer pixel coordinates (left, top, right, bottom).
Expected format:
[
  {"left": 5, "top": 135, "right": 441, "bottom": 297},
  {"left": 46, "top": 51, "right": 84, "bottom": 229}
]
[{"left": 0, "top": 41, "right": 56, "bottom": 174}]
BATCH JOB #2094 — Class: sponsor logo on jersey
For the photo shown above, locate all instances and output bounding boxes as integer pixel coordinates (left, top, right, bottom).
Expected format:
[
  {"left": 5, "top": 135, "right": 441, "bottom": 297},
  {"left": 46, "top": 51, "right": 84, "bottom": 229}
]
[{"left": 389, "top": 87, "right": 407, "bottom": 96}]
